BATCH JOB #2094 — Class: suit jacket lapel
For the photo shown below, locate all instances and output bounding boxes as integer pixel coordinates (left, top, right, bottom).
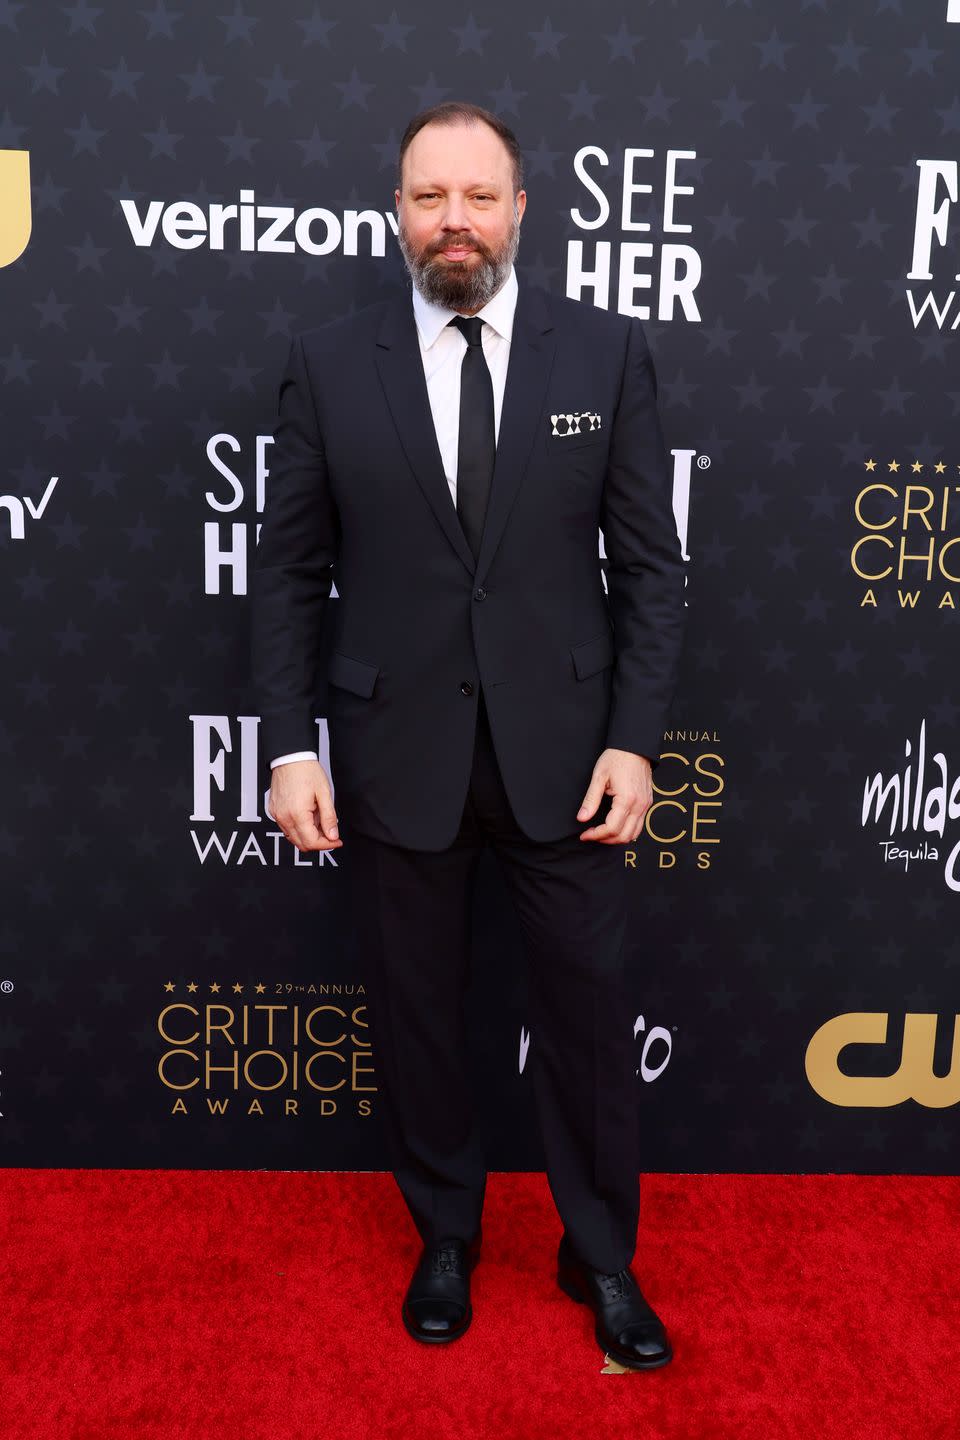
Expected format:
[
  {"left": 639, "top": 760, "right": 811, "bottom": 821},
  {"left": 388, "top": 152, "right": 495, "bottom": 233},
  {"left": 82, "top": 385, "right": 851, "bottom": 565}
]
[
  {"left": 476, "top": 283, "right": 556, "bottom": 583},
  {"left": 373, "top": 283, "right": 556, "bottom": 581},
  {"left": 374, "top": 295, "right": 476, "bottom": 575}
]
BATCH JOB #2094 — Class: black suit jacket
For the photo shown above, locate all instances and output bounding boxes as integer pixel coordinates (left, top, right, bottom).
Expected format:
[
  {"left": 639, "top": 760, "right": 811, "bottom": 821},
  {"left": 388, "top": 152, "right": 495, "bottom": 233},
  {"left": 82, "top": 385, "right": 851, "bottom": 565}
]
[{"left": 250, "top": 281, "right": 686, "bottom": 850}]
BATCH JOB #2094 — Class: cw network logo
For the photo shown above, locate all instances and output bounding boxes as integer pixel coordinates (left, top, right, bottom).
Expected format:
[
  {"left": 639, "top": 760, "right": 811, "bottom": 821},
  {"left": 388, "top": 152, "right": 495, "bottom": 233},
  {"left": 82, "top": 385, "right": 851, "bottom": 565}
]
[
  {"left": 0, "top": 149, "right": 30, "bottom": 267},
  {"left": 805, "top": 1012, "right": 960, "bottom": 1108}
]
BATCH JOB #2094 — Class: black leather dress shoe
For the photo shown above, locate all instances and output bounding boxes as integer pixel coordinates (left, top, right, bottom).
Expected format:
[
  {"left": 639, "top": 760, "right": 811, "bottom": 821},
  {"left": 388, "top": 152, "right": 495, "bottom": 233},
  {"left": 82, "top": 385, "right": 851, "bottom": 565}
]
[
  {"left": 557, "top": 1240, "right": 673, "bottom": 1370},
  {"left": 401, "top": 1235, "right": 481, "bottom": 1344}
]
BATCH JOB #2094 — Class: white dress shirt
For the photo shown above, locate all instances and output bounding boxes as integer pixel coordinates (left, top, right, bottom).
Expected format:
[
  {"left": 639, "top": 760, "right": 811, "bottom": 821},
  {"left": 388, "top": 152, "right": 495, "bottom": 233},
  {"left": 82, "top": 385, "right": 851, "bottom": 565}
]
[{"left": 270, "top": 266, "right": 519, "bottom": 769}]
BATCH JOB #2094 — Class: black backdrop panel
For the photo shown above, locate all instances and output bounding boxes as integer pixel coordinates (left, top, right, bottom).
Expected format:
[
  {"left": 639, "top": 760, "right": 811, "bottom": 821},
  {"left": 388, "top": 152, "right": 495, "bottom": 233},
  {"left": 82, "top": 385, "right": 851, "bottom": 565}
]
[{"left": 1, "top": 0, "right": 958, "bottom": 1172}]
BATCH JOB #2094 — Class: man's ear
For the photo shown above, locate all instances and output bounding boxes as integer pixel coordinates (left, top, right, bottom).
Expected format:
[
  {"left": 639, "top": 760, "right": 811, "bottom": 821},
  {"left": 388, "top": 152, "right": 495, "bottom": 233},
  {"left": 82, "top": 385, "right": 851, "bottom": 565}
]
[
  {"left": 515, "top": 189, "right": 527, "bottom": 224},
  {"left": 394, "top": 187, "right": 401, "bottom": 212}
]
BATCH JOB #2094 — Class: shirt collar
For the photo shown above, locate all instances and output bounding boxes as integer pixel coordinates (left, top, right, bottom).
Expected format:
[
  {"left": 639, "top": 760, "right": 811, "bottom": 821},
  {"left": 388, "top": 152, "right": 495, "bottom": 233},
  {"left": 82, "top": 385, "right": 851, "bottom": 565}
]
[{"left": 411, "top": 264, "right": 518, "bottom": 350}]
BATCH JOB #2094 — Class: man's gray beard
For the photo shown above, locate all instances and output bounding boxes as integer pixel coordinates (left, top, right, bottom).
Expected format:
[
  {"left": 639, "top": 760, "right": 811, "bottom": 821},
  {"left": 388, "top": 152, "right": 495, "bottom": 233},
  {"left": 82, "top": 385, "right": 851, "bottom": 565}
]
[{"left": 398, "top": 216, "right": 520, "bottom": 312}]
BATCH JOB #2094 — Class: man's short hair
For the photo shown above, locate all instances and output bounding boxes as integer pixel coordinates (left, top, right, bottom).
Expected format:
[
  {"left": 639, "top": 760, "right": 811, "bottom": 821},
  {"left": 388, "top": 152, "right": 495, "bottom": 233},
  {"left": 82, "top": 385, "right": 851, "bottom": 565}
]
[{"left": 398, "top": 102, "right": 524, "bottom": 194}]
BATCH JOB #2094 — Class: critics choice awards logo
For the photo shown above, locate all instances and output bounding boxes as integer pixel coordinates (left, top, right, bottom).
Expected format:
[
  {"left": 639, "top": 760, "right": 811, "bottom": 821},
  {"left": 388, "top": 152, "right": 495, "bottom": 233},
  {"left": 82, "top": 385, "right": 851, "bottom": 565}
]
[
  {"left": 157, "top": 980, "right": 374, "bottom": 1118},
  {"left": 850, "top": 458, "right": 960, "bottom": 611},
  {"left": 624, "top": 729, "right": 724, "bottom": 874}
]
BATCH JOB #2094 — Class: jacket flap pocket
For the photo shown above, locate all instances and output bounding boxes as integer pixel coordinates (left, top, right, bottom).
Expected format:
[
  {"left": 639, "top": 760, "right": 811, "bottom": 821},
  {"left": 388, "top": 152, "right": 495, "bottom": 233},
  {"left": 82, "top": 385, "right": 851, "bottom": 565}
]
[
  {"left": 571, "top": 629, "right": 615, "bottom": 681},
  {"left": 328, "top": 649, "right": 380, "bottom": 698},
  {"left": 545, "top": 428, "right": 606, "bottom": 455}
]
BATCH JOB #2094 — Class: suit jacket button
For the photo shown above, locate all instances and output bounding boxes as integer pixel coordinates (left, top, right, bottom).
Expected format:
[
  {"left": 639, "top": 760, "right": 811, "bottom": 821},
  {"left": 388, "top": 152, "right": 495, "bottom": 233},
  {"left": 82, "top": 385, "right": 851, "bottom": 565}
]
[
  {"left": 460, "top": 681, "right": 474, "bottom": 696},
  {"left": 473, "top": 587, "right": 486, "bottom": 601}
]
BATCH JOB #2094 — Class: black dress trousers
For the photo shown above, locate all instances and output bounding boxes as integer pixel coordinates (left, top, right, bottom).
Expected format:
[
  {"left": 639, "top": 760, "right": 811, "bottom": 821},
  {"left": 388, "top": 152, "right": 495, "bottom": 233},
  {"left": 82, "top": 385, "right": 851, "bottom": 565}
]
[{"left": 341, "top": 691, "right": 641, "bottom": 1275}]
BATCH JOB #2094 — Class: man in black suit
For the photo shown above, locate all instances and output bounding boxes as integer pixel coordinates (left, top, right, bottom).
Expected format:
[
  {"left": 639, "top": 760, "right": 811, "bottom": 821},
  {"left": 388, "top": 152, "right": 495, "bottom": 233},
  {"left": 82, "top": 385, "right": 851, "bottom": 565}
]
[{"left": 251, "top": 102, "right": 685, "bottom": 1370}]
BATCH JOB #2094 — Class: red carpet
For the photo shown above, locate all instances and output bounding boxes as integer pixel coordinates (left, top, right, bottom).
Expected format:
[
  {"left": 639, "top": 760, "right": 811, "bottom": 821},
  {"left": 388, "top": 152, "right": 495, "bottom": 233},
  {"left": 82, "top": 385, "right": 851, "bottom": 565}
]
[{"left": 1, "top": 1170, "right": 957, "bottom": 1440}]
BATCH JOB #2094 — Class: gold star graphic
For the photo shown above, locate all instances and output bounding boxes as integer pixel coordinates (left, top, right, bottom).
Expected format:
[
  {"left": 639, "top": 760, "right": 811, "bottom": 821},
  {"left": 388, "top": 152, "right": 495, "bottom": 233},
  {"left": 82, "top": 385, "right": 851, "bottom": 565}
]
[
  {"left": 210, "top": 981, "right": 221, "bottom": 994},
  {"left": 888, "top": 460, "right": 900, "bottom": 473},
  {"left": 935, "top": 461, "right": 946, "bottom": 474},
  {"left": 233, "top": 982, "right": 243, "bottom": 994},
  {"left": 255, "top": 982, "right": 266, "bottom": 994},
  {"left": 163, "top": 981, "right": 175, "bottom": 993},
  {"left": 911, "top": 460, "right": 923, "bottom": 473},
  {"left": 187, "top": 981, "right": 198, "bottom": 993},
  {"left": 864, "top": 458, "right": 877, "bottom": 471}
]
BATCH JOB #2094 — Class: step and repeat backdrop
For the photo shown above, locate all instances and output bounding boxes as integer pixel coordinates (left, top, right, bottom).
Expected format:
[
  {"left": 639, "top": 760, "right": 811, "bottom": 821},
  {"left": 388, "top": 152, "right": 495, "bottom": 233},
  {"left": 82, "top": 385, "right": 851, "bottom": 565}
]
[{"left": 1, "top": 1, "right": 958, "bottom": 1173}]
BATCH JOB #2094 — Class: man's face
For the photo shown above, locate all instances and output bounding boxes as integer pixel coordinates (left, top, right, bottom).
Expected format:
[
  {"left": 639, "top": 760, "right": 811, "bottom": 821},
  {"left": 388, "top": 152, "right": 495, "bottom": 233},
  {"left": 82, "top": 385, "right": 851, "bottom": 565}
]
[{"left": 396, "top": 120, "right": 526, "bottom": 313}]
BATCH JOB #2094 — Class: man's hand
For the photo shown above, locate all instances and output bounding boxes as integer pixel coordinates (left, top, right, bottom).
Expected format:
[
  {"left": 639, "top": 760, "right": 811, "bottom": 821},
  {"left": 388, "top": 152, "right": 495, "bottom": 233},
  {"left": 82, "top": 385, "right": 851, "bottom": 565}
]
[
  {"left": 268, "top": 759, "right": 342, "bottom": 851},
  {"left": 577, "top": 748, "right": 653, "bottom": 844}
]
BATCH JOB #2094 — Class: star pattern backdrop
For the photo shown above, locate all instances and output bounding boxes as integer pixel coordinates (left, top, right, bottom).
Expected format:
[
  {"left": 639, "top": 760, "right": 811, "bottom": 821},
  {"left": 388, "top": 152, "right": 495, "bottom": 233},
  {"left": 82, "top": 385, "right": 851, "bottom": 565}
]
[{"left": 1, "top": 0, "right": 958, "bottom": 1172}]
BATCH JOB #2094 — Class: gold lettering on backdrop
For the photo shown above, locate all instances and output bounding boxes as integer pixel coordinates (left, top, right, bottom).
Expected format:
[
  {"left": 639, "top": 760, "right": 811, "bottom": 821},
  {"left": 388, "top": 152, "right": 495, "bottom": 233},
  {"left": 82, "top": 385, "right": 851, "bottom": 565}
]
[
  {"left": 805, "top": 1012, "right": 960, "bottom": 1108},
  {"left": 623, "top": 737, "right": 725, "bottom": 874},
  {"left": 852, "top": 467, "right": 960, "bottom": 604},
  {"left": 156, "top": 993, "right": 377, "bottom": 1114},
  {"left": 0, "top": 150, "right": 32, "bottom": 267}
]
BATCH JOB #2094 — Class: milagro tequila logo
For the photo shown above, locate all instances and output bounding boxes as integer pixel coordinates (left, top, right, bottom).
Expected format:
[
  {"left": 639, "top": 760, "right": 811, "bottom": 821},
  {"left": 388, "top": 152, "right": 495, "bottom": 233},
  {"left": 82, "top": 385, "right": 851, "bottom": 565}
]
[
  {"left": 861, "top": 720, "right": 960, "bottom": 889},
  {"left": 190, "top": 714, "right": 337, "bottom": 868}
]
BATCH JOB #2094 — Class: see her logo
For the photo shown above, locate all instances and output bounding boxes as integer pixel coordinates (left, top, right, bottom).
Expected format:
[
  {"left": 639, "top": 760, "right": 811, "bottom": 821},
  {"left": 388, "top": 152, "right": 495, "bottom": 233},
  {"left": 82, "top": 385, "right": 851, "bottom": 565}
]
[{"left": 0, "top": 150, "right": 31, "bottom": 268}]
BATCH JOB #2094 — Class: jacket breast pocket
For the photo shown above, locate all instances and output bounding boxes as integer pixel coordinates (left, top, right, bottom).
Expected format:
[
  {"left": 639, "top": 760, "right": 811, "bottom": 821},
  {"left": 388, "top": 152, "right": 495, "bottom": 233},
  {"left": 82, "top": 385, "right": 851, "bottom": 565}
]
[
  {"left": 328, "top": 649, "right": 380, "bottom": 698},
  {"left": 571, "top": 629, "right": 615, "bottom": 681},
  {"left": 545, "top": 427, "right": 607, "bottom": 457}
]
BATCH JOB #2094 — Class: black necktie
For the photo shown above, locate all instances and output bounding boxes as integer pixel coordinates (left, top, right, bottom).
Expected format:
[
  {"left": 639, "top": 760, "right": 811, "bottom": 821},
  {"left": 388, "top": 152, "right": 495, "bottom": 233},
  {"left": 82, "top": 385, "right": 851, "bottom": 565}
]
[{"left": 449, "top": 315, "right": 495, "bottom": 562}]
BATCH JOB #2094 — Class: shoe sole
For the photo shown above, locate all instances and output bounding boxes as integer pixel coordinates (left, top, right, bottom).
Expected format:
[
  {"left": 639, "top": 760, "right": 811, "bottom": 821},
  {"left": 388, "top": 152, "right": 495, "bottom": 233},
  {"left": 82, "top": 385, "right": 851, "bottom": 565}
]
[
  {"left": 401, "top": 1301, "right": 473, "bottom": 1344},
  {"left": 557, "top": 1271, "right": 674, "bottom": 1371}
]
